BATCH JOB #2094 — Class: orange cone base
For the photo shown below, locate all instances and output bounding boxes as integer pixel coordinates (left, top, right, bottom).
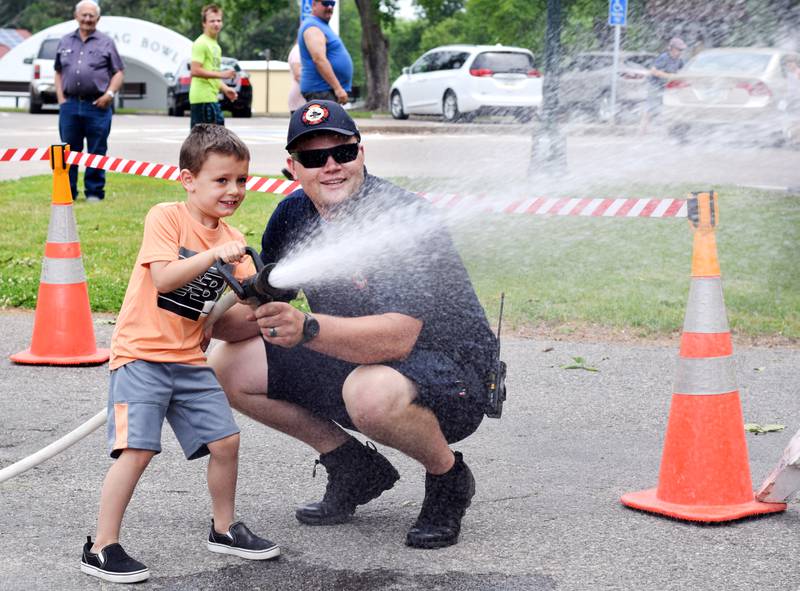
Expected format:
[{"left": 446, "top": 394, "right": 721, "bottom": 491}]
[
  {"left": 10, "top": 347, "right": 110, "bottom": 366},
  {"left": 621, "top": 488, "right": 786, "bottom": 522}
]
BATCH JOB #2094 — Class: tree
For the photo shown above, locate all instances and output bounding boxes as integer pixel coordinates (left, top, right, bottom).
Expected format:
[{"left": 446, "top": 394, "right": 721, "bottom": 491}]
[
  {"left": 3, "top": 0, "right": 72, "bottom": 31},
  {"left": 353, "top": 0, "right": 391, "bottom": 110},
  {"left": 413, "top": 0, "right": 464, "bottom": 23}
]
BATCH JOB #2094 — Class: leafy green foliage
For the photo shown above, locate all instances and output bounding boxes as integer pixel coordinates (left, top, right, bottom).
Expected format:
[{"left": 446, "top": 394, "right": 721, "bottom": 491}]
[
  {"left": 744, "top": 423, "right": 786, "bottom": 435},
  {"left": 560, "top": 356, "right": 599, "bottom": 372}
]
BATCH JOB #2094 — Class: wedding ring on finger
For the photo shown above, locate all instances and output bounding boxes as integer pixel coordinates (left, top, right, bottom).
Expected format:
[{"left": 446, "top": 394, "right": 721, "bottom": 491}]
[{"left": 268, "top": 327, "right": 278, "bottom": 338}]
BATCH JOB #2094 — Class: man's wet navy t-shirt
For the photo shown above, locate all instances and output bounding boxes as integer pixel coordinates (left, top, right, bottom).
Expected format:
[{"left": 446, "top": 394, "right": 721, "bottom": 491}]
[{"left": 259, "top": 174, "right": 497, "bottom": 378}]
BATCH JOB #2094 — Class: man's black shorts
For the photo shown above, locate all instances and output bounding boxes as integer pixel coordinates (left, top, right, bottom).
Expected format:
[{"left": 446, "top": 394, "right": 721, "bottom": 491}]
[{"left": 264, "top": 342, "right": 485, "bottom": 444}]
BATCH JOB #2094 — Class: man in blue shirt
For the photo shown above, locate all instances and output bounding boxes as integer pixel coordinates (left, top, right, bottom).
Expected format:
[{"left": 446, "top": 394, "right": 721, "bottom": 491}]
[
  {"left": 54, "top": 0, "right": 124, "bottom": 202},
  {"left": 298, "top": 0, "right": 353, "bottom": 104},
  {"left": 210, "top": 101, "right": 499, "bottom": 549},
  {"left": 639, "top": 37, "right": 686, "bottom": 134}
]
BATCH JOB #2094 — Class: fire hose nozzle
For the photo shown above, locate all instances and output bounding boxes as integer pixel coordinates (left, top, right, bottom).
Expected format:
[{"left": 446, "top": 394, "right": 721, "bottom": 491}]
[{"left": 216, "top": 246, "right": 295, "bottom": 306}]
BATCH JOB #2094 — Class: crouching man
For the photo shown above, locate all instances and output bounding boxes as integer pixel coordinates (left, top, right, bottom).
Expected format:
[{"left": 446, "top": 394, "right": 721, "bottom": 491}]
[{"left": 209, "top": 101, "right": 498, "bottom": 548}]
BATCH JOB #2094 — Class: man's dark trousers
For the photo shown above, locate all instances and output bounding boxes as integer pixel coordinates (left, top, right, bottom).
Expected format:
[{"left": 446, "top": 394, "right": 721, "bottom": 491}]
[{"left": 59, "top": 97, "right": 113, "bottom": 200}]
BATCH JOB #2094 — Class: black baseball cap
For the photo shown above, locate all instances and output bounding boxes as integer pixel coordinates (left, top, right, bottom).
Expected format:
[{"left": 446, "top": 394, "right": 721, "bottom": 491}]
[{"left": 286, "top": 100, "right": 361, "bottom": 151}]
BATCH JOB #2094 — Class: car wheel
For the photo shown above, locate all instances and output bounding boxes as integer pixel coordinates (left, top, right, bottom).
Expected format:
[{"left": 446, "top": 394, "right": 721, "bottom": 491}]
[
  {"left": 232, "top": 108, "right": 252, "bottom": 118},
  {"left": 29, "top": 96, "right": 42, "bottom": 114},
  {"left": 167, "top": 105, "right": 175, "bottom": 116},
  {"left": 390, "top": 91, "right": 408, "bottom": 120},
  {"left": 515, "top": 108, "right": 535, "bottom": 124},
  {"left": 174, "top": 106, "right": 185, "bottom": 117},
  {"left": 442, "top": 90, "right": 461, "bottom": 122},
  {"left": 668, "top": 123, "right": 690, "bottom": 144}
]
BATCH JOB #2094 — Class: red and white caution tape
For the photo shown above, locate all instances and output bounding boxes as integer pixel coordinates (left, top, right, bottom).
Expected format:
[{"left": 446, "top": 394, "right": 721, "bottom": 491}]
[{"left": 0, "top": 147, "right": 687, "bottom": 218}]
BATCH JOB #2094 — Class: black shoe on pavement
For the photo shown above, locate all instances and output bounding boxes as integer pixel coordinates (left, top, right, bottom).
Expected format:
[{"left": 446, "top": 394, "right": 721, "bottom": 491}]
[
  {"left": 80, "top": 536, "right": 150, "bottom": 583},
  {"left": 295, "top": 438, "right": 400, "bottom": 525},
  {"left": 405, "top": 451, "right": 475, "bottom": 549},
  {"left": 207, "top": 520, "right": 281, "bottom": 560}
]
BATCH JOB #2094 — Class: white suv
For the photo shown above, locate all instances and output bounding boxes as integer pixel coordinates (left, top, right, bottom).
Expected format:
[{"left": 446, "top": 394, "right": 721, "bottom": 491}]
[
  {"left": 389, "top": 44, "right": 542, "bottom": 122},
  {"left": 27, "top": 38, "right": 60, "bottom": 113}
]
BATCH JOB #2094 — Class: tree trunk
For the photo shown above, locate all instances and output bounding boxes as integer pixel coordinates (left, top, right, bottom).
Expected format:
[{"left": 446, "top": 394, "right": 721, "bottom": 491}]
[{"left": 354, "top": 0, "right": 389, "bottom": 111}]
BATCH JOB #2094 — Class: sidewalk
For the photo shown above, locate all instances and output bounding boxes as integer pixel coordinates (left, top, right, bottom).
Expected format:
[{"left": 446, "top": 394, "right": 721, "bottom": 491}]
[
  {"left": 1, "top": 310, "right": 799, "bottom": 590},
  {"left": 347, "top": 113, "right": 638, "bottom": 137}
]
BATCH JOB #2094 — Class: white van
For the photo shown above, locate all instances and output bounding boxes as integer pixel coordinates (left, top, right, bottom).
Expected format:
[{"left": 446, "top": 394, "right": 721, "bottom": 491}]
[
  {"left": 27, "top": 38, "right": 60, "bottom": 113},
  {"left": 389, "top": 44, "right": 542, "bottom": 122}
]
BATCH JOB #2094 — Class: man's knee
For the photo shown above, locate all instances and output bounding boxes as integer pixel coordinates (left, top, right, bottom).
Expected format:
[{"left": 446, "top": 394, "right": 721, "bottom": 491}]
[
  {"left": 208, "top": 338, "right": 268, "bottom": 407},
  {"left": 342, "top": 366, "right": 415, "bottom": 430}
]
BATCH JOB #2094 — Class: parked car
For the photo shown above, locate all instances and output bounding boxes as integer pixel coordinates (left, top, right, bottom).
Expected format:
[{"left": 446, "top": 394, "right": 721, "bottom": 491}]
[
  {"left": 662, "top": 47, "right": 800, "bottom": 143},
  {"left": 389, "top": 44, "right": 542, "bottom": 122},
  {"left": 166, "top": 57, "right": 252, "bottom": 118},
  {"left": 26, "top": 37, "right": 60, "bottom": 113},
  {"left": 558, "top": 51, "right": 655, "bottom": 121}
]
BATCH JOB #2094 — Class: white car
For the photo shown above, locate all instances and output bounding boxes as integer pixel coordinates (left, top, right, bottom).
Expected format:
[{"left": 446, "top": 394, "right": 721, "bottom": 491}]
[
  {"left": 389, "top": 44, "right": 542, "bottom": 122},
  {"left": 663, "top": 47, "right": 800, "bottom": 144},
  {"left": 26, "top": 38, "right": 60, "bottom": 113}
]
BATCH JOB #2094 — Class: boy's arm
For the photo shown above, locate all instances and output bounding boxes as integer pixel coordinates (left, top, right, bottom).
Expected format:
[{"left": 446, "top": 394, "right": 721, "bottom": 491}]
[
  {"left": 209, "top": 299, "right": 261, "bottom": 343},
  {"left": 150, "top": 240, "right": 244, "bottom": 293},
  {"left": 190, "top": 61, "right": 236, "bottom": 83}
]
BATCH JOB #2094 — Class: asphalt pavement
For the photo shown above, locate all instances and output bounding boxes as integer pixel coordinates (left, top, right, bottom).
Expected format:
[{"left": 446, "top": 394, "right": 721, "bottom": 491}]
[{"left": 1, "top": 310, "right": 799, "bottom": 591}]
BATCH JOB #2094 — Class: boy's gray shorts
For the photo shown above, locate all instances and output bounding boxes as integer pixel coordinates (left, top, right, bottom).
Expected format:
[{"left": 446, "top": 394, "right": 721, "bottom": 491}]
[{"left": 107, "top": 360, "right": 239, "bottom": 460}]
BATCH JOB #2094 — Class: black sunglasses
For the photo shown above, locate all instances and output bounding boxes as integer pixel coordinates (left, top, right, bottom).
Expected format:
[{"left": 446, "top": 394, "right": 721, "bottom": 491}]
[
  {"left": 319, "top": 0, "right": 336, "bottom": 5},
  {"left": 291, "top": 143, "right": 359, "bottom": 168}
]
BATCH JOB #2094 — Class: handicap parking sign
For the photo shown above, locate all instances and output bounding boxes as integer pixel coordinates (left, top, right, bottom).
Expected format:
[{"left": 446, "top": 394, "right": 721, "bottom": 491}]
[
  {"left": 301, "top": 0, "right": 313, "bottom": 20},
  {"left": 608, "top": 0, "right": 627, "bottom": 26}
]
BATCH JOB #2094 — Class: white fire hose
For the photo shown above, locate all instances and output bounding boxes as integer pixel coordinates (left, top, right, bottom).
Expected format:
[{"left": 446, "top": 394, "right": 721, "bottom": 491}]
[
  {"left": 0, "top": 409, "right": 106, "bottom": 484},
  {"left": 0, "top": 295, "right": 241, "bottom": 486}
]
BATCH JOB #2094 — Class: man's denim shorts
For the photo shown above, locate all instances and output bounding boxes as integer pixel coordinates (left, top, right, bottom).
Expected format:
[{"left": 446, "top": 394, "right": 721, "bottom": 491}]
[{"left": 107, "top": 360, "right": 239, "bottom": 460}]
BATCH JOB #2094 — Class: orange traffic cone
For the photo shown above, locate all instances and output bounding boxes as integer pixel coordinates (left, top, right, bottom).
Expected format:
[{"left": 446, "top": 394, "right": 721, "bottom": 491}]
[
  {"left": 10, "top": 145, "right": 109, "bottom": 365},
  {"left": 620, "top": 191, "right": 785, "bottom": 521}
]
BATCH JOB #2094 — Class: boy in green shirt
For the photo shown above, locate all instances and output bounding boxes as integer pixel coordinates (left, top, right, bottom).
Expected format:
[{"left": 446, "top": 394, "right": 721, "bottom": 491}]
[{"left": 189, "top": 4, "right": 237, "bottom": 128}]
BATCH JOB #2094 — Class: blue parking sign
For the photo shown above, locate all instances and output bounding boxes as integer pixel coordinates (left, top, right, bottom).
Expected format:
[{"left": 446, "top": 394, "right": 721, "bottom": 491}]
[
  {"left": 608, "top": 0, "right": 627, "bottom": 26},
  {"left": 301, "top": 0, "right": 313, "bottom": 21}
]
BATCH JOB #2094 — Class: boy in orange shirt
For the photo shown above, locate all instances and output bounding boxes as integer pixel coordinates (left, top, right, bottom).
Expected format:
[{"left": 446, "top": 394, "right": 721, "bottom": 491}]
[{"left": 81, "top": 124, "right": 280, "bottom": 584}]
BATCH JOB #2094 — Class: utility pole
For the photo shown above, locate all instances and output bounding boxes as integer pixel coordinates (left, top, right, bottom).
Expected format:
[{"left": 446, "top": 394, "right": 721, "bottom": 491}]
[{"left": 529, "top": 0, "right": 567, "bottom": 178}]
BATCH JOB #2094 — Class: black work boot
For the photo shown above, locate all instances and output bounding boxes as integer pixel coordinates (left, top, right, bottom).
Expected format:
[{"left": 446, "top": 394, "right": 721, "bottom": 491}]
[
  {"left": 405, "top": 451, "right": 475, "bottom": 549},
  {"left": 295, "top": 438, "right": 400, "bottom": 525}
]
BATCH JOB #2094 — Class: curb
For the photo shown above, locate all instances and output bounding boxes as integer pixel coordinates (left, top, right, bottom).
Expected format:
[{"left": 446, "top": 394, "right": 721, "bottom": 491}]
[{"left": 356, "top": 116, "right": 638, "bottom": 137}]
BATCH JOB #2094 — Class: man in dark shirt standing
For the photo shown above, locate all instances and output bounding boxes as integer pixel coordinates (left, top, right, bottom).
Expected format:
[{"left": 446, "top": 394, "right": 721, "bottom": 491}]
[
  {"left": 55, "top": 0, "right": 124, "bottom": 202},
  {"left": 639, "top": 37, "right": 686, "bottom": 135},
  {"left": 209, "top": 101, "right": 499, "bottom": 549},
  {"left": 298, "top": 0, "right": 352, "bottom": 104}
]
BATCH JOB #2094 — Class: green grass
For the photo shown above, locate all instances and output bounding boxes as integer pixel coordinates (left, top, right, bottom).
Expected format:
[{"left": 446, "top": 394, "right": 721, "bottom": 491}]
[{"left": 0, "top": 174, "right": 797, "bottom": 340}]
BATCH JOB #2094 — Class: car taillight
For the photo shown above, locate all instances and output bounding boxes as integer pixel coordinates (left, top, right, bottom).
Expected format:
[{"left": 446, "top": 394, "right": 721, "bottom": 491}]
[
  {"left": 665, "top": 79, "right": 689, "bottom": 90},
  {"left": 178, "top": 76, "right": 192, "bottom": 86},
  {"left": 469, "top": 68, "right": 493, "bottom": 77},
  {"left": 527, "top": 69, "right": 542, "bottom": 78},
  {"left": 240, "top": 76, "right": 250, "bottom": 87},
  {"left": 34, "top": 64, "right": 40, "bottom": 80},
  {"left": 735, "top": 81, "right": 771, "bottom": 96}
]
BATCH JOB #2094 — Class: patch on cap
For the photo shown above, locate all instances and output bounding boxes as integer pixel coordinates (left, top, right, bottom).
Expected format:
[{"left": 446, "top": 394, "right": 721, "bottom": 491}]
[{"left": 301, "top": 103, "right": 330, "bottom": 127}]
